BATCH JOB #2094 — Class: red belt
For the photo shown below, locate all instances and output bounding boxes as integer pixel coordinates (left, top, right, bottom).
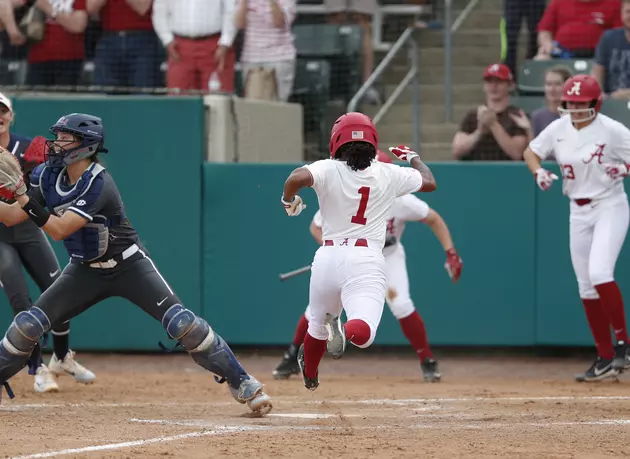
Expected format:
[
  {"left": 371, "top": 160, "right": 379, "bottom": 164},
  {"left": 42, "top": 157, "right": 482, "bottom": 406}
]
[
  {"left": 324, "top": 239, "right": 368, "bottom": 247},
  {"left": 574, "top": 198, "right": 592, "bottom": 206}
]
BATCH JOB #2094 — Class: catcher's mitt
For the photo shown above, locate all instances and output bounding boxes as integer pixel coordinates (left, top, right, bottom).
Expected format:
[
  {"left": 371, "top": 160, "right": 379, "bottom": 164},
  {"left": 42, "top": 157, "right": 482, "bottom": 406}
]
[{"left": 0, "top": 147, "right": 26, "bottom": 200}]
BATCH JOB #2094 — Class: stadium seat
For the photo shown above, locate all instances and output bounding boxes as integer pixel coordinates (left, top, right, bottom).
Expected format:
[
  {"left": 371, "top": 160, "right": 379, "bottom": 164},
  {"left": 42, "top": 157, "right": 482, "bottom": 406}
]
[
  {"left": 600, "top": 99, "right": 630, "bottom": 125},
  {"left": 512, "top": 95, "right": 545, "bottom": 115},
  {"left": 517, "top": 59, "right": 593, "bottom": 95},
  {"left": 0, "top": 60, "right": 27, "bottom": 86},
  {"left": 289, "top": 58, "right": 331, "bottom": 154},
  {"left": 292, "top": 24, "right": 363, "bottom": 102}
]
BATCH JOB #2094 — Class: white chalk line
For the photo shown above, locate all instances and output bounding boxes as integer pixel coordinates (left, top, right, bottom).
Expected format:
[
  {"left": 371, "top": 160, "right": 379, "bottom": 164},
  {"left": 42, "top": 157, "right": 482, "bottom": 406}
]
[
  {"left": 4, "top": 395, "right": 630, "bottom": 412},
  {"left": 9, "top": 426, "right": 252, "bottom": 459}
]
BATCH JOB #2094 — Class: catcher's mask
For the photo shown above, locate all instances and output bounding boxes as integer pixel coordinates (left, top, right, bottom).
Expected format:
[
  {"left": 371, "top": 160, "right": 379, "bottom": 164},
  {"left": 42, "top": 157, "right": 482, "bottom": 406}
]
[{"left": 45, "top": 113, "right": 108, "bottom": 167}]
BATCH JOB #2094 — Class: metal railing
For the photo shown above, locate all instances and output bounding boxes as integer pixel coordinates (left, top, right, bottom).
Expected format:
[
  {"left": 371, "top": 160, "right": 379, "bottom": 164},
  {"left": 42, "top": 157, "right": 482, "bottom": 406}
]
[{"left": 347, "top": 26, "right": 420, "bottom": 153}]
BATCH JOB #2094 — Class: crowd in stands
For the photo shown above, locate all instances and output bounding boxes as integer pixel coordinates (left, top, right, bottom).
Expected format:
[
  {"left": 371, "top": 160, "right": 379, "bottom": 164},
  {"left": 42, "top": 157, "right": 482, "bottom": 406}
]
[{"left": 454, "top": 0, "right": 630, "bottom": 162}]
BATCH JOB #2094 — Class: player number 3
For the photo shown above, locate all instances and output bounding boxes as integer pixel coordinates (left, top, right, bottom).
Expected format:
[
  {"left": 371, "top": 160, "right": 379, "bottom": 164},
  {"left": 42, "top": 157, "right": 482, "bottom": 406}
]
[
  {"left": 351, "top": 186, "right": 370, "bottom": 225},
  {"left": 561, "top": 164, "right": 575, "bottom": 180}
]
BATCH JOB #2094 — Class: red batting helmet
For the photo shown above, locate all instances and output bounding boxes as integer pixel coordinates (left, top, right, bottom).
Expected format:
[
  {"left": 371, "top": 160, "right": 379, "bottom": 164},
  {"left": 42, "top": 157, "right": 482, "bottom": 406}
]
[
  {"left": 329, "top": 112, "right": 378, "bottom": 158},
  {"left": 376, "top": 149, "right": 392, "bottom": 163},
  {"left": 559, "top": 74, "right": 602, "bottom": 122}
]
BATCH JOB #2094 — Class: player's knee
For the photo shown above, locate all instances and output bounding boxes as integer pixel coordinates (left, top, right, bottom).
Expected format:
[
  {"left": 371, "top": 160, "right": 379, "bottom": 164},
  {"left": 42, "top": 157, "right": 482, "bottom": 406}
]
[
  {"left": 588, "top": 268, "right": 614, "bottom": 288},
  {"left": 388, "top": 298, "right": 415, "bottom": 320},
  {"left": 307, "top": 322, "right": 328, "bottom": 341},
  {"left": 351, "top": 323, "right": 376, "bottom": 349},
  {"left": 5, "top": 307, "right": 50, "bottom": 355},
  {"left": 161, "top": 304, "right": 215, "bottom": 352},
  {"left": 578, "top": 281, "right": 599, "bottom": 300}
]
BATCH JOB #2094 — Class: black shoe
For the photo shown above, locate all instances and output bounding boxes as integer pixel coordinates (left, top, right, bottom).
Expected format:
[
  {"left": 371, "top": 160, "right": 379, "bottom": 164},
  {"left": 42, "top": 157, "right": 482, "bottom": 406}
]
[
  {"left": 297, "top": 344, "right": 319, "bottom": 391},
  {"left": 421, "top": 358, "right": 442, "bottom": 383},
  {"left": 272, "top": 344, "right": 300, "bottom": 380},
  {"left": 575, "top": 357, "right": 619, "bottom": 382},
  {"left": 612, "top": 341, "right": 630, "bottom": 371}
]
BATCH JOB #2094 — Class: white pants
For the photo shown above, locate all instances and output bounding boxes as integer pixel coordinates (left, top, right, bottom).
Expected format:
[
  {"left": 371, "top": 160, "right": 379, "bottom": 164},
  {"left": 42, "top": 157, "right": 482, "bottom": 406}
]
[
  {"left": 306, "top": 239, "right": 386, "bottom": 348},
  {"left": 383, "top": 244, "right": 416, "bottom": 319},
  {"left": 569, "top": 192, "right": 629, "bottom": 299}
]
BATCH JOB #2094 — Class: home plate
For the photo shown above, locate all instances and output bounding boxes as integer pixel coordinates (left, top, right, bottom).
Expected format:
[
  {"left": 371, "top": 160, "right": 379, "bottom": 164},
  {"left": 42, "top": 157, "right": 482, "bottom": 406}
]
[{"left": 268, "top": 413, "right": 360, "bottom": 419}]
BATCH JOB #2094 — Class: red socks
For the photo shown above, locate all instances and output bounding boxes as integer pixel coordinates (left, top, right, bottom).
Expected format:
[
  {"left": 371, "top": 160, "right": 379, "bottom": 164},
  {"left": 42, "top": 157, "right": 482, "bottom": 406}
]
[
  {"left": 582, "top": 298, "right": 614, "bottom": 360},
  {"left": 344, "top": 319, "right": 371, "bottom": 346},
  {"left": 398, "top": 311, "right": 432, "bottom": 360},
  {"left": 303, "top": 332, "right": 327, "bottom": 379},
  {"left": 292, "top": 314, "right": 309, "bottom": 346},
  {"left": 594, "top": 281, "right": 629, "bottom": 343}
]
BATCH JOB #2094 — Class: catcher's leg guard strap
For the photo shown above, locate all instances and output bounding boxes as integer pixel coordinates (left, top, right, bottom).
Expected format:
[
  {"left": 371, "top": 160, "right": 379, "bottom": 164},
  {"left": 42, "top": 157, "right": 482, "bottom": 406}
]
[
  {"left": 5, "top": 307, "right": 51, "bottom": 355},
  {"left": 161, "top": 305, "right": 249, "bottom": 390}
]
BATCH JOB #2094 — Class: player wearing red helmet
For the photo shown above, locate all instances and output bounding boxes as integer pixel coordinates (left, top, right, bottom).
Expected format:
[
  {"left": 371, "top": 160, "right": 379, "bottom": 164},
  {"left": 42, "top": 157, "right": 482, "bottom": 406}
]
[
  {"left": 524, "top": 74, "right": 630, "bottom": 382},
  {"left": 280, "top": 112, "right": 436, "bottom": 391}
]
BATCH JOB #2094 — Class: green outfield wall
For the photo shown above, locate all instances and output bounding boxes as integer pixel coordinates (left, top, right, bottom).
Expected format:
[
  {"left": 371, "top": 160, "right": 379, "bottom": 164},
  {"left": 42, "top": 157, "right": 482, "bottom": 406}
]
[{"left": 0, "top": 97, "right": 627, "bottom": 350}]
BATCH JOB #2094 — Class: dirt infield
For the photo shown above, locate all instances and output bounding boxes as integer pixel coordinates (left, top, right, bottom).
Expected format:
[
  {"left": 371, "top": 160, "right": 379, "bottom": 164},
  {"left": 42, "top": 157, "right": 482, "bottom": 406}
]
[{"left": 2, "top": 351, "right": 630, "bottom": 459}]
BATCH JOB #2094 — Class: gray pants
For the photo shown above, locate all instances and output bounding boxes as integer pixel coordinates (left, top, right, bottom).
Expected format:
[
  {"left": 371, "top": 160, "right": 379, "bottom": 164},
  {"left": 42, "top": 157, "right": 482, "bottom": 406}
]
[
  {"left": 0, "top": 228, "right": 69, "bottom": 335},
  {"left": 37, "top": 249, "right": 179, "bottom": 329}
]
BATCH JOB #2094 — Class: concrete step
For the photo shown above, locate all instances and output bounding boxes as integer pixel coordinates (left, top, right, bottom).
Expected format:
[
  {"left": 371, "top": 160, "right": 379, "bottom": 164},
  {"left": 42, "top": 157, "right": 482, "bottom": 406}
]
[
  {"left": 418, "top": 46, "right": 498, "bottom": 67},
  {"left": 380, "top": 83, "right": 483, "bottom": 105},
  {"left": 420, "top": 28, "right": 503, "bottom": 48},
  {"left": 378, "top": 122, "right": 459, "bottom": 144},
  {"left": 366, "top": 103, "right": 473, "bottom": 125},
  {"left": 459, "top": 8, "right": 504, "bottom": 30}
]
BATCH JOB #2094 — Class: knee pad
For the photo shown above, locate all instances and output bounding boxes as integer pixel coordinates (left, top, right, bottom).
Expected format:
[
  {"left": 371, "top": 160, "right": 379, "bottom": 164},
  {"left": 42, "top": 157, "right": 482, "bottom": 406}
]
[
  {"left": 387, "top": 298, "right": 415, "bottom": 320},
  {"left": 162, "top": 304, "right": 215, "bottom": 352},
  {"left": 5, "top": 307, "right": 50, "bottom": 355}
]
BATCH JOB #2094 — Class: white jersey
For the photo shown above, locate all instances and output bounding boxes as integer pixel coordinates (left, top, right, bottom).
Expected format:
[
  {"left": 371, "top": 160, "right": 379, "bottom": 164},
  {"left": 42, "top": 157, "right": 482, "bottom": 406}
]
[
  {"left": 312, "top": 194, "right": 430, "bottom": 255},
  {"left": 529, "top": 114, "right": 630, "bottom": 200},
  {"left": 304, "top": 159, "right": 423, "bottom": 248}
]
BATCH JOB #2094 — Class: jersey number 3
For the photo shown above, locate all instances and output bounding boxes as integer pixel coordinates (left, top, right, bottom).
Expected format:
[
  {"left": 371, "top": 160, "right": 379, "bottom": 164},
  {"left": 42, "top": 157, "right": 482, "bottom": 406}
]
[{"left": 351, "top": 186, "right": 370, "bottom": 225}]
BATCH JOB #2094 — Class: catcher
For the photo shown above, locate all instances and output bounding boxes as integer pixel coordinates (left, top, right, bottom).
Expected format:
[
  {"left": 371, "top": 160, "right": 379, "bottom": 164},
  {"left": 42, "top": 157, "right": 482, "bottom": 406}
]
[
  {"left": 273, "top": 150, "right": 463, "bottom": 382},
  {"left": 0, "top": 112, "right": 272, "bottom": 416},
  {"left": 0, "top": 94, "right": 94, "bottom": 394}
]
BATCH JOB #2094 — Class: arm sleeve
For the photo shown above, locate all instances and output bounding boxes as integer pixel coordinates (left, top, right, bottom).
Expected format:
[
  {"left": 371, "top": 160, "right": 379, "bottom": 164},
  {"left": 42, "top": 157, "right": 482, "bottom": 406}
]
[
  {"left": 459, "top": 109, "right": 478, "bottom": 134},
  {"left": 303, "top": 160, "right": 334, "bottom": 195},
  {"left": 390, "top": 165, "right": 424, "bottom": 197},
  {"left": 397, "top": 195, "right": 431, "bottom": 221},
  {"left": 528, "top": 120, "right": 556, "bottom": 160},
  {"left": 312, "top": 209, "right": 322, "bottom": 227},
  {"left": 536, "top": 0, "right": 557, "bottom": 33},
  {"left": 67, "top": 175, "right": 107, "bottom": 222},
  {"left": 611, "top": 121, "right": 630, "bottom": 165}
]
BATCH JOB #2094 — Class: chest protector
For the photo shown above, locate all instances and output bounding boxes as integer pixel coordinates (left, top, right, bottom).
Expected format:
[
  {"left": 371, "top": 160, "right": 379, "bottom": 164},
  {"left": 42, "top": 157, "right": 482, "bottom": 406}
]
[{"left": 39, "top": 163, "right": 111, "bottom": 262}]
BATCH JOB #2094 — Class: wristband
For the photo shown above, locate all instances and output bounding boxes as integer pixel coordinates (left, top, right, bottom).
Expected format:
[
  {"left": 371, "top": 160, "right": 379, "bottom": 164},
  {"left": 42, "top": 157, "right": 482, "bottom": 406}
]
[{"left": 22, "top": 198, "right": 51, "bottom": 227}]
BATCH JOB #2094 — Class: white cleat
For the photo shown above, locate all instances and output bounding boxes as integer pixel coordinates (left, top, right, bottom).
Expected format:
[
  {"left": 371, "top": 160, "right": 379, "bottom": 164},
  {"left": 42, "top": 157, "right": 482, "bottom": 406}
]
[
  {"left": 34, "top": 364, "right": 59, "bottom": 393},
  {"left": 325, "top": 313, "right": 346, "bottom": 359},
  {"left": 48, "top": 350, "right": 96, "bottom": 384}
]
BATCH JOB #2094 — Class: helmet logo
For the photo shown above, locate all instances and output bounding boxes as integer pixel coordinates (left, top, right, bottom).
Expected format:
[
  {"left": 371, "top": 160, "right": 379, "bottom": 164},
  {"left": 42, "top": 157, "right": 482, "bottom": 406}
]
[
  {"left": 567, "top": 82, "right": 581, "bottom": 96},
  {"left": 56, "top": 116, "right": 69, "bottom": 126},
  {"left": 351, "top": 131, "right": 364, "bottom": 139}
]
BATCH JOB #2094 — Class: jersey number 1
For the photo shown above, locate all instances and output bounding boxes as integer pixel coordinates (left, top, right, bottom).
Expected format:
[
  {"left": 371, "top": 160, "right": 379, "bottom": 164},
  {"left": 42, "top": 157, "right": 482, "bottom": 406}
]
[{"left": 351, "top": 186, "right": 370, "bottom": 225}]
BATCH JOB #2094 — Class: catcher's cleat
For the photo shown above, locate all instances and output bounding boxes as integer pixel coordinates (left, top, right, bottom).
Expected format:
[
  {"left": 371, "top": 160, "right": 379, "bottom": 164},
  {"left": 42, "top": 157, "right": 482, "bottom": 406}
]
[
  {"left": 612, "top": 340, "right": 630, "bottom": 371},
  {"left": 325, "top": 313, "right": 346, "bottom": 360},
  {"left": 421, "top": 358, "right": 442, "bottom": 382},
  {"left": 34, "top": 364, "right": 59, "bottom": 393},
  {"left": 297, "top": 344, "right": 319, "bottom": 391},
  {"left": 272, "top": 344, "right": 300, "bottom": 380},
  {"left": 575, "top": 357, "right": 619, "bottom": 382},
  {"left": 48, "top": 350, "right": 96, "bottom": 384}
]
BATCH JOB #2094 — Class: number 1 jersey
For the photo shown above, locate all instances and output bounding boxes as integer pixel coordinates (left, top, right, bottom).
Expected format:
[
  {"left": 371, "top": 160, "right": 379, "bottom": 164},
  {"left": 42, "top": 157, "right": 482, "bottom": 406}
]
[{"left": 303, "top": 158, "right": 423, "bottom": 248}]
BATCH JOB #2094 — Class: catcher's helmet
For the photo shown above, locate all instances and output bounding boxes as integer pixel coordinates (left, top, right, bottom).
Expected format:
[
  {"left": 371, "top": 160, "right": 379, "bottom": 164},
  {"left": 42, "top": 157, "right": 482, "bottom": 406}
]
[
  {"left": 47, "top": 113, "right": 108, "bottom": 166},
  {"left": 559, "top": 74, "right": 602, "bottom": 122},
  {"left": 329, "top": 112, "right": 378, "bottom": 158},
  {"left": 376, "top": 149, "right": 392, "bottom": 163}
]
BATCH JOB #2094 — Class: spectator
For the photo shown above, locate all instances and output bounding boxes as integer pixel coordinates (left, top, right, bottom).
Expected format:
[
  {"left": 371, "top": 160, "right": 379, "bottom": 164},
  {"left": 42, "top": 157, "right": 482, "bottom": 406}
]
[
  {"left": 0, "top": 0, "right": 29, "bottom": 61},
  {"left": 235, "top": 0, "right": 296, "bottom": 102},
  {"left": 452, "top": 63, "right": 530, "bottom": 161},
  {"left": 324, "top": 0, "right": 380, "bottom": 105},
  {"left": 592, "top": 0, "right": 630, "bottom": 99},
  {"left": 501, "top": 0, "right": 546, "bottom": 78},
  {"left": 152, "top": 0, "right": 237, "bottom": 94},
  {"left": 534, "top": 0, "right": 621, "bottom": 61},
  {"left": 531, "top": 65, "right": 572, "bottom": 136},
  {"left": 0, "top": 0, "right": 88, "bottom": 86},
  {"left": 87, "top": 0, "right": 162, "bottom": 90}
]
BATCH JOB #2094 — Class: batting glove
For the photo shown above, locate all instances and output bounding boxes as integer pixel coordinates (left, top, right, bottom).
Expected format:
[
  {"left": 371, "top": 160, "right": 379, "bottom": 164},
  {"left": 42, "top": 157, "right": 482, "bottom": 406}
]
[
  {"left": 389, "top": 145, "right": 420, "bottom": 163},
  {"left": 603, "top": 163, "right": 630, "bottom": 180},
  {"left": 535, "top": 168, "right": 558, "bottom": 191},
  {"left": 445, "top": 248, "right": 463, "bottom": 283},
  {"left": 281, "top": 194, "right": 306, "bottom": 216}
]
